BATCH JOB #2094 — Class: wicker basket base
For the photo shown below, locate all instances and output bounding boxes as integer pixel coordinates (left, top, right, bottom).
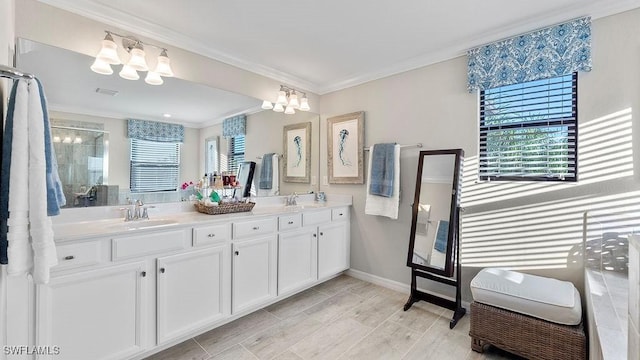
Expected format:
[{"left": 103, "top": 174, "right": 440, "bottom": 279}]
[
  {"left": 194, "top": 201, "right": 255, "bottom": 215},
  {"left": 470, "top": 302, "right": 586, "bottom": 360}
]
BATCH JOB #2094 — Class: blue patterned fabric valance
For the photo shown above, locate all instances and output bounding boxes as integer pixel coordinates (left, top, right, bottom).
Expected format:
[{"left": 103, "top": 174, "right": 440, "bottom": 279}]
[
  {"left": 127, "top": 119, "right": 184, "bottom": 143},
  {"left": 222, "top": 114, "right": 246, "bottom": 138},
  {"left": 467, "top": 17, "right": 591, "bottom": 92}
]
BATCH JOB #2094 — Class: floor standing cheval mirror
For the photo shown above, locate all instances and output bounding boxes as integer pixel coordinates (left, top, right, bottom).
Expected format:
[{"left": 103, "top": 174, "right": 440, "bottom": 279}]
[{"left": 404, "top": 149, "right": 465, "bottom": 329}]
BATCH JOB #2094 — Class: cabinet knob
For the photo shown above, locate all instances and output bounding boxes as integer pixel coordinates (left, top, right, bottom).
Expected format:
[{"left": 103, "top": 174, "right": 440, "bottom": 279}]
[
  {"left": 160, "top": 268, "right": 166, "bottom": 274},
  {"left": 252, "top": 226, "right": 260, "bottom": 230},
  {"left": 288, "top": 221, "right": 294, "bottom": 225},
  {"left": 320, "top": 232, "right": 324, "bottom": 236},
  {"left": 63, "top": 255, "right": 75, "bottom": 261},
  {"left": 235, "top": 250, "right": 240, "bottom": 256},
  {"left": 207, "top": 233, "right": 216, "bottom": 237},
  {"left": 313, "top": 233, "right": 317, "bottom": 238},
  {"left": 141, "top": 271, "right": 147, "bottom": 277},
  {"left": 339, "top": 213, "right": 343, "bottom": 216}
]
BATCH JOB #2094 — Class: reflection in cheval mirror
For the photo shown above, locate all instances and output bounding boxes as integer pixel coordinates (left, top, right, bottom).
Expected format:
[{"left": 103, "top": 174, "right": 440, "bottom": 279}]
[
  {"left": 16, "top": 37, "right": 320, "bottom": 208},
  {"left": 404, "top": 149, "right": 465, "bottom": 329}
]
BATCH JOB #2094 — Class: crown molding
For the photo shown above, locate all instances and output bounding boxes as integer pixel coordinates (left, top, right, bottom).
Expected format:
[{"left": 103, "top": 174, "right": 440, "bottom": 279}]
[{"left": 38, "top": 0, "right": 640, "bottom": 96}]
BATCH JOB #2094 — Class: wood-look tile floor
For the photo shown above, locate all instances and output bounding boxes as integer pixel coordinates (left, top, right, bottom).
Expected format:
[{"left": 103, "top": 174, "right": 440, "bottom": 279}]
[{"left": 145, "top": 275, "right": 520, "bottom": 360}]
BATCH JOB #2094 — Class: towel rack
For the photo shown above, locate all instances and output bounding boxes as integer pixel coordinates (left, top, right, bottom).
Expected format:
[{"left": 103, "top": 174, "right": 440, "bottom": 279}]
[
  {"left": 0, "top": 64, "right": 34, "bottom": 80},
  {"left": 363, "top": 143, "right": 423, "bottom": 151},
  {"left": 256, "top": 154, "right": 282, "bottom": 159}
]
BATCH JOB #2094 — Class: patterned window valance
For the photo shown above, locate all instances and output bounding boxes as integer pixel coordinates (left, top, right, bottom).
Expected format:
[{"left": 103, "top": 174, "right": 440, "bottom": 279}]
[
  {"left": 222, "top": 115, "right": 246, "bottom": 138},
  {"left": 127, "top": 119, "right": 184, "bottom": 143},
  {"left": 467, "top": 17, "right": 591, "bottom": 92}
]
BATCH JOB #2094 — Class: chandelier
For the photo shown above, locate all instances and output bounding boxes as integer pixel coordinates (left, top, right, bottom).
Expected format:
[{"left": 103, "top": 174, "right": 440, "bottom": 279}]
[
  {"left": 261, "top": 85, "right": 310, "bottom": 115},
  {"left": 90, "top": 31, "right": 174, "bottom": 86}
]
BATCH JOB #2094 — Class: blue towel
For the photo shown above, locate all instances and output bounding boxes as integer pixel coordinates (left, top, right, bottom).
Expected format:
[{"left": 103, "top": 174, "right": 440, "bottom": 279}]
[
  {"left": 434, "top": 220, "right": 449, "bottom": 253},
  {"left": 259, "top": 153, "right": 275, "bottom": 189},
  {"left": 368, "top": 143, "right": 395, "bottom": 197},
  {"left": 36, "top": 79, "right": 66, "bottom": 215},
  {"left": 0, "top": 81, "right": 20, "bottom": 264}
]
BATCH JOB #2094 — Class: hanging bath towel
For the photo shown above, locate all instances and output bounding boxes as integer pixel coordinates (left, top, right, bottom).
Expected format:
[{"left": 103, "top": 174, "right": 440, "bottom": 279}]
[{"left": 365, "top": 143, "right": 401, "bottom": 219}]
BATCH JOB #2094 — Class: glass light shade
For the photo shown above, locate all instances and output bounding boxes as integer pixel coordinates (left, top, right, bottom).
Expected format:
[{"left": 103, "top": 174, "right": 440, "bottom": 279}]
[
  {"left": 145, "top": 71, "right": 163, "bottom": 85},
  {"left": 119, "top": 64, "right": 140, "bottom": 80},
  {"left": 74, "top": 137, "right": 82, "bottom": 144},
  {"left": 53, "top": 136, "right": 61, "bottom": 143},
  {"left": 276, "top": 90, "right": 288, "bottom": 105},
  {"left": 96, "top": 35, "right": 121, "bottom": 65},
  {"left": 261, "top": 100, "right": 273, "bottom": 110},
  {"left": 299, "top": 97, "right": 310, "bottom": 111},
  {"left": 284, "top": 105, "right": 295, "bottom": 115},
  {"left": 273, "top": 103, "right": 285, "bottom": 112},
  {"left": 62, "top": 136, "right": 72, "bottom": 144},
  {"left": 155, "top": 50, "right": 174, "bottom": 77},
  {"left": 127, "top": 48, "right": 148, "bottom": 71},
  {"left": 90, "top": 58, "right": 113, "bottom": 75},
  {"left": 288, "top": 92, "right": 300, "bottom": 109}
]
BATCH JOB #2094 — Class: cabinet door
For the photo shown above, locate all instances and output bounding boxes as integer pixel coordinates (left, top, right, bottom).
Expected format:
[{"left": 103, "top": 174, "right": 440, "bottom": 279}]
[
  {"left": 278, "top": 228, "right": 317, "bottom": 296},
  {"left": 37, "top": 261, "right": 148, "bottom": 360},
  {"left": 232, "top": 235, "right": 277, "bottom": 314},
  {"left": 318, "top": 222, "right": 350, "bottom": 279},
  {"left": 157, "top": 245, "right": 231, "bottom": 344}
]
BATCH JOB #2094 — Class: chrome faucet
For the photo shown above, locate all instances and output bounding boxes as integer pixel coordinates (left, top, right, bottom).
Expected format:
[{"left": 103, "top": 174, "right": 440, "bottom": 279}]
[
  {"left": 286, "top": 192, "right": 298, "bottom": 206},
  {"left": 119, "top": 199, "right": 153, "bottom": 221},
  {"left": 134, "top": 199, "right": 144, "bottom": 219}
]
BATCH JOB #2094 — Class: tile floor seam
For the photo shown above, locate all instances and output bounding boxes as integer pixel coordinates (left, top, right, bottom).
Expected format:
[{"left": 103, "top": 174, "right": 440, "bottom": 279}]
[
  {"left": 191, "top": 337, "right": 212, "bottom": 359},
  {"left": 239, "top": 343, "right": 261, "bottom": 360}
]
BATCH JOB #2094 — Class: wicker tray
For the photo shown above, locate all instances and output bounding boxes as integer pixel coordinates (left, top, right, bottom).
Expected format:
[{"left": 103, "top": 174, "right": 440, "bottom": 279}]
[{"left": 194, "top": 201, "right": 255, "bottom": 215}]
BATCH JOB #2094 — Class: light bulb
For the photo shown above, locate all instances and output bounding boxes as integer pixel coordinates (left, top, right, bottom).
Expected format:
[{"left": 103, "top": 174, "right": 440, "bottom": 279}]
[
  {"left": 273, "top": 103, "right": 284, "bottom": 112},
  {"left": 62, "top": 136, "right": 72, "bottom": 144},
  {"left": 145, "top": 71, "right": 163, "bottom": 85},
  {"left": 284, "top": 105, "right": 295, "bottom": 115},
  {"left": 299, "top": 97, "right": 310, "bottom": 111},
  {"left": 90, "top": 58, "right": 113, "bottom": 75},
  {"left": 74, "top": 137, "right": 82, "bottom": 144},
  {"left": 154, "top": 49, "right": 174, "bottom": 77},
  {"left": 261, "top": 100, "right": 273, "bottom": 110},
  {"left": 95, "top": 33, "right": 121, "bottom": 65},
  {"left": 288, "top": 91, "right": 300, "bottom": 109},
  {"left": 276, "top": 90, "right": 288, "bottom": 105},
  {"left": 127, "top": 48, "right": 148, "bottom": 71},
  {"left": 119, "top": 64, "right": 139, "bottom": 80},
  {"left": 53, "top": 136, "right": 61, "bottom": 143}
]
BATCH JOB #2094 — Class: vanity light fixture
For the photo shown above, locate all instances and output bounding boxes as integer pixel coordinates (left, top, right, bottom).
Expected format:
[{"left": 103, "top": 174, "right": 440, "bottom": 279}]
[
  {"left": 90, "top": 30, "right": 174, "bottom": 86},
  {"left": 261, "top": 85, "right": 311, "bottom": 115}
]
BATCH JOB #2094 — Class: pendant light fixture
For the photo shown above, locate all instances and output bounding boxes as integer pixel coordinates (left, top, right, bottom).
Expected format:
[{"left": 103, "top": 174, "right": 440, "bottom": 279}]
[
  {"left": 262, "top": 85, "right": 311, "bottom": 115},
  {"left": 90, "top": 30, "right": 174, "bottom": 86}
]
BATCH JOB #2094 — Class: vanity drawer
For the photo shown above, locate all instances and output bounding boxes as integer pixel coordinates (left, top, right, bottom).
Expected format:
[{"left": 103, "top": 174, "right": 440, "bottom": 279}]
[
  {"left": 54, "top": 241, "right": 102, "bottom": 271},
  {"left": 279, "top": 214, "right": 302, "bottom": 231},
  {"left": 112, "top": 229, "right": 189, "bottom": 261},
  {"left": 331, "top": 207, "right": 349, "bottom": 221},
  {"left": 303, "top": 209, "right": 331, "bottom": 227},
  {"left": 233, "top": 218, "right": 276, "bottom": 239},
  {"left": 193, "top": 223, "right": 230, "bottom": 247}
]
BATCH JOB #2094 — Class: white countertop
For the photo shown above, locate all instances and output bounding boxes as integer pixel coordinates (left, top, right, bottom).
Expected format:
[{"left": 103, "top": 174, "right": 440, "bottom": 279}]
[{"left": 52, "top": 194, "right": 352, "bottom": 242}]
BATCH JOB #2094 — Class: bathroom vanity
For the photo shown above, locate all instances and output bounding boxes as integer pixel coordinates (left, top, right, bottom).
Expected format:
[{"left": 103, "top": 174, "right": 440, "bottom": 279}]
[{"left": 7, "top": 195, "right": 351, "bottom": 360}]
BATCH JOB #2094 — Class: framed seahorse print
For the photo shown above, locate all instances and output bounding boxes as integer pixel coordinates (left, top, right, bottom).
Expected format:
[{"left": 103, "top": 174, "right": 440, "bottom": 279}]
[
  {"left": 327, "top": 111, "right": 364, "bottom": 184},
  {"left": 283, "top": 121, "right": 311, "bottom": 183}
]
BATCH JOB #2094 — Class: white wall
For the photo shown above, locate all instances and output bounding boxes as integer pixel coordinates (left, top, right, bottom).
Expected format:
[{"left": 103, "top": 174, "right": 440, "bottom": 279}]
[{"left": 318, "top": 9, "right": 640, "bottom": 300}]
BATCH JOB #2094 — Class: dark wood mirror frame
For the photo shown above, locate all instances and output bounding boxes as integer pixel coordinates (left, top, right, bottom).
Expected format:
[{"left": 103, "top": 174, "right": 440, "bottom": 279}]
[{"left": 404, "top": 148, "right": 465, "bottom": 329}]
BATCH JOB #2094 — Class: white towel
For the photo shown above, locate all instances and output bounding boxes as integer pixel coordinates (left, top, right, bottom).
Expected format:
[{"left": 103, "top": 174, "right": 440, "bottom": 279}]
[
  {"left": 258, "top": 154, "right": 280, "bottom": 197},
  {"left": 7, "top": 79, "right": 57, "bottom": 284},
  {"left": 365, "top": 144, "right": 400, "bottom": 219}
]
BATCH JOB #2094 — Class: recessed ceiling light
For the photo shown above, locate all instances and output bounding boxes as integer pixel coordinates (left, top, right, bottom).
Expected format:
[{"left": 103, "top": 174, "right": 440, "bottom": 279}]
[{"left": 163, "top": 113, "right": 171, "bottom": 118}]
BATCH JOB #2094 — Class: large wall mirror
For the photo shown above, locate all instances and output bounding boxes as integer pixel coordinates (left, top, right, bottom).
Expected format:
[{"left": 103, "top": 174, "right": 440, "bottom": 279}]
[
  {"left": 16, "top": 38, "right": 320, "bottom": 208},
  {"left": 407, "top": 149, "right": 463, "bottom": 277}
]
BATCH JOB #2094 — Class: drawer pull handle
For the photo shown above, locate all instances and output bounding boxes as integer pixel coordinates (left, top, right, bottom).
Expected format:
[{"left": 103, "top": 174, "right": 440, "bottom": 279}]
[
  {"left": 320, "top": 232, "right": 324, "bottom": 236},
  {"left": 207, "top": 233, "right": 216, "bottom": 237},
  {"left": 63, "top": 255, "right": 75, "bottom": 261},
  {"left": 235, "top": 250, "right": 240, "bottom": 256},
  {"left": 141, "top": 271, "right": 147, "bottom": 277},
  {"left": 313, "top": 234, "right": 317, "bottom": 238},
  {"left": 160, "top": 268, "right": 166, "bottom": 274},
  {"left": 339, "top": 213, "right": 343, "bottom": 216},
  {"left": 252, "top": 226, "right": 260, "bottom": 230},
  {"left": 288, "top": 221, "right": 294, "bottom": 225}
]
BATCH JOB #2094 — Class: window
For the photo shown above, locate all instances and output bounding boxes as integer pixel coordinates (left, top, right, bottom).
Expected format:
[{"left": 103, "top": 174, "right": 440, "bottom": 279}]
[
  {"left": 479, "top": 73, "right": 577, "bottom": 182},
  {"left": 227, "top": 135, "right": 245, "bottom": 174},
  {"left": 130, "top": 138, "right": 180, "bottom": 192}
]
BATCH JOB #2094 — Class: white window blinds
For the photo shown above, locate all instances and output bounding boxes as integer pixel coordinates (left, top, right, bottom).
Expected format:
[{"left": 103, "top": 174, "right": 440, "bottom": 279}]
[
  {"left": 130, "top": 138, "right": 180, "bottom": 192},
  {"left": 227, "top": 135, "right": 245, "bottom": 174},
  {"left": 479, "top": 73, "right": 577, "bottom": 182}
]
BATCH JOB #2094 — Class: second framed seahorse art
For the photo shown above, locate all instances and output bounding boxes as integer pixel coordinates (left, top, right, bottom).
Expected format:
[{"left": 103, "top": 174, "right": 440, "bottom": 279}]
[{"left": 327, "top": 111, "right": 364, "bottom": 184}]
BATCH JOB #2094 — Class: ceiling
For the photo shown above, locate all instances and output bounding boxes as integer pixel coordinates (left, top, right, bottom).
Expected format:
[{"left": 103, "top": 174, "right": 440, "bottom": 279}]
[{"left": 38, "top": 0, "right": 640, "bottom": 95}]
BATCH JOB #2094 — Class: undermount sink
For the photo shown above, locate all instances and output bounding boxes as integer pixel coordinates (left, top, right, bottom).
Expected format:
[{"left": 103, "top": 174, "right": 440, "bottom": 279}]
[{"left": 107, "top": 218, "right": 179, "bottom": 230}]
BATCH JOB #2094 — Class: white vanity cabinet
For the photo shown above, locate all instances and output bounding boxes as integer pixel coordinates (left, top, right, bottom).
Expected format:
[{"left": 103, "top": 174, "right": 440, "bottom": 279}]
[
  {"left": 277, "top": 213, "right": 318, "bottom": 296},
  {"left": 304, "top": 207, "right": 350, "bottom": 280},
  {"left": 156, "top": 245, "right": 231, "bottom": 344},
  {"left": 37, "top": 261, "right": 148, "bottom": 360},
  {"left": 231, "top": 218, "right": 278, "bottom": 314}
]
